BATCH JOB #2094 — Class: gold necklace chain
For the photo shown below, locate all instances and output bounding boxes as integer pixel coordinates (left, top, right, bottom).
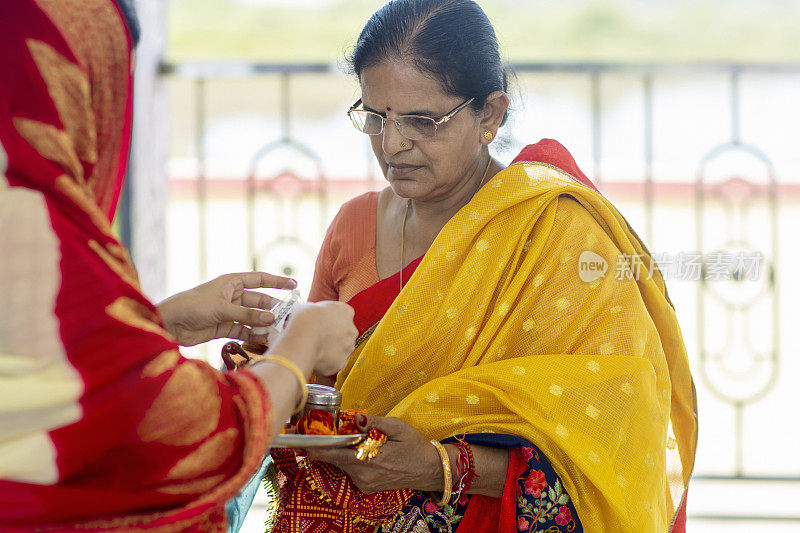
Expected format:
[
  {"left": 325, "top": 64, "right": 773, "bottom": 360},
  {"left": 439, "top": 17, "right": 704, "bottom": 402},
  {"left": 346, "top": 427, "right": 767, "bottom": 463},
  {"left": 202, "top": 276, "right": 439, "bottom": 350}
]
[{"left": 399, "top": 156, "right": 493, "bottom": 289}]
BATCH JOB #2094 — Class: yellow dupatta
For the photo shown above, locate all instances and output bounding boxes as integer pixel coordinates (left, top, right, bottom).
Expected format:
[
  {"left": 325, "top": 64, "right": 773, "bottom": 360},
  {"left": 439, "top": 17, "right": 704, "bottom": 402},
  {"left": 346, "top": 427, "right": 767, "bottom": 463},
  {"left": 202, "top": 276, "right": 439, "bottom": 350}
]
[{"left": 336, "top": 162, "right": 697, "bottom": 532}]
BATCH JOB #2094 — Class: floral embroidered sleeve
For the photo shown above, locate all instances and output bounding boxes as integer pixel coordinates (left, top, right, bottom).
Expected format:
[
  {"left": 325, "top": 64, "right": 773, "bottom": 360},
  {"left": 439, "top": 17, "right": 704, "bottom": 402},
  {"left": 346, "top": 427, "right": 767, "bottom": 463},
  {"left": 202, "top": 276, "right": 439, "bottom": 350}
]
[
  {"left": 513, "top": 445, "right": 582, "bottom": 533},
  {"left": 378, "top": 438, "right": 582, "bottom": 533}
]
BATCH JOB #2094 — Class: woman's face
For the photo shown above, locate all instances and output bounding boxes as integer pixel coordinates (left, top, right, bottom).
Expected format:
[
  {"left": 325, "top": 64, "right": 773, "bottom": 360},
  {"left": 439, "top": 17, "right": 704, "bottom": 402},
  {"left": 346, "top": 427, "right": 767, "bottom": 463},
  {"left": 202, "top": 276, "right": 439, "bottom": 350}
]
[{"left": 359, "top": 60, "right": 484, "bottom": 203}]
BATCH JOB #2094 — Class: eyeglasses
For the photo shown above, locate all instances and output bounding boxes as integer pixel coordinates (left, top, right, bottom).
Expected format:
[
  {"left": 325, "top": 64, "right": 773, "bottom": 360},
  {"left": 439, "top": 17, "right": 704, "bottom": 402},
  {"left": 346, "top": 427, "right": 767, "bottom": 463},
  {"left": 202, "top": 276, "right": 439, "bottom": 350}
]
[{"left": 347, "top": 97, "right": 475, "bottom": 141}]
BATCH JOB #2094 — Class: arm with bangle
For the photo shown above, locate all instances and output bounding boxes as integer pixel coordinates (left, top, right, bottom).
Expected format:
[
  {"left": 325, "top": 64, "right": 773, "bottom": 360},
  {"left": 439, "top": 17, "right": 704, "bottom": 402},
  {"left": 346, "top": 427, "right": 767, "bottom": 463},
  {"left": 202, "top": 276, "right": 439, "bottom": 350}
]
[
  {"left": 238, "top": 302, "right": 357, "bottom": 439},
  {"left": 428, "top": 439, "right": 508, "bottom": 501}
]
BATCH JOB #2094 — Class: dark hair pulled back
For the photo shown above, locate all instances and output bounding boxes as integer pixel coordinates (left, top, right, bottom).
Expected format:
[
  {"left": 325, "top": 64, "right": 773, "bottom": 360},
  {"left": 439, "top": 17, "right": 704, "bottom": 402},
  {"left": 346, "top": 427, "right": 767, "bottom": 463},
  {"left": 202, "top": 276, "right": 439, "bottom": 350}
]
[{"left": 348, "top": 0, "right": 508, "bottom": 124}]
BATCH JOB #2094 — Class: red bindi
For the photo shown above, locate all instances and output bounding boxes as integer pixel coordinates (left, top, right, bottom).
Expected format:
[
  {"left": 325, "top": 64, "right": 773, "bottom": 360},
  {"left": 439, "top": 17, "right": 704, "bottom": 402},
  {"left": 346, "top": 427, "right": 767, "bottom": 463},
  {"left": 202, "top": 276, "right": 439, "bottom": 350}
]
[{"left": 386, "top": 107, "right": 391, "bottom": 111}]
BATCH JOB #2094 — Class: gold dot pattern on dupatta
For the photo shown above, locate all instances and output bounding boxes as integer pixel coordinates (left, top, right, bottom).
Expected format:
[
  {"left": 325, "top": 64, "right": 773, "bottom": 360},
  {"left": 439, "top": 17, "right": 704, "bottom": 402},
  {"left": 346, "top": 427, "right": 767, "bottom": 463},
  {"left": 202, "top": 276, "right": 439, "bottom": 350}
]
[
  {"left": 469, "top": 210, "right": 480, "bottom": 220},
  {"left": 667, "top": 437, "right": 677, "bottom": 450},
  {"left": 661, "top": 388, "right": 670, "bottom": 400},
  {"left": 560, "top": 250, "right": 573, "bottom": 264},
  {"left": 436, "top": 291, "right": 444, "bottom": 302},
  {"left": 555, "top": 298, "right": 570, "bottom": 311},
  {"left": 533, "top": 273, "right": 544, "bottom": 287},
  {"left": 491, "top": 179, "right": 503, "bottom": 188},
  {"left": 511, "top": 366, "right": 526, "bottom": 376},
  {"left": 446, "top": 307, "right": 458, "bottom": 319},
  {"left": 555, "top": 424, "right": 569, "bottom": 438},
  {"left": 497, "top": 346, "right": 507, "bottom": 357},
  {"left": 522, "top": 319, "right": 535, "bottom": 332},
  {"left": 451, "top": 417, "right": 463, "bottom": 424},
  {"left": 599, "top": 343, "right": 614, "bottom": 355},
  {"left": 585, "top": 233, "right": 598, "bottom": 247},
  {"left": 466, "top": 395, "right": 479, "bottom": 405},
  {"left": 587, "top": 360, "right": 601, "bottom": 373},
  {"left": 476, "top": 240, "right": 489, "bottom": 252},
  {"left": 588, "top": 451, "right": 600, "bottom": 463},
  {"left": 523, "top": 240, "right": 532, "bottom": 252},
  {"left": 609, "top": 305, "right": 623, "bottom": 314},
  {"left": 616, "top": 474, "right": 628, "bottom": 488},
  {"left": 588, "top": 279, "right": 601, "bottom": 290},
  {"left": 465, "top": 326, "right": 477, "bottom": 340},
  {"left": 549, "top": 384, "right": 563, "bottom": 397},
  {"left": 384, "top": 345, "right": 397, "bottom": 357},
  {"left": 585, "top": 405, "right": 600, "bottom": 420},
  {"left": 137, "top": 363, "right": 221, "bottom": 446},
  {"left": 445, "top": 251, "right": 457, "bottom": 261},
  {"left": 497, "top": 302, "right": 510, "bottom": 316},
  {"left": 644, "top": 454, "right": 655, "bottom": 467},
  {"left": 621, "top": 382, "right": 634, "bottom": 396},
  {"left": 425, "top": 392, "right": 439, "bottom": 403}
]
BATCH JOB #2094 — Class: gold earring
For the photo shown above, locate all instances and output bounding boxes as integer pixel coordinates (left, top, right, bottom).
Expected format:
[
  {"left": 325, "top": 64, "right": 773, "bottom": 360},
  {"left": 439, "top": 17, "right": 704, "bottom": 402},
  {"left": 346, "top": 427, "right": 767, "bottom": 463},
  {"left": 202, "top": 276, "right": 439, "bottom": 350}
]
[{"left": 483, "top": 130, "right": 494, "bottom": 142}]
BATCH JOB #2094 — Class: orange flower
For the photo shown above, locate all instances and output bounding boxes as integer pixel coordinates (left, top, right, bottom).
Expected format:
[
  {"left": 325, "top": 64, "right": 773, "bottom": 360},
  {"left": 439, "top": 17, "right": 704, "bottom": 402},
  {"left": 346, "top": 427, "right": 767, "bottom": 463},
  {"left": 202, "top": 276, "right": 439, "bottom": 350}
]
[{"left": 297, "top": 409, "right": 336, "bottom": 435}]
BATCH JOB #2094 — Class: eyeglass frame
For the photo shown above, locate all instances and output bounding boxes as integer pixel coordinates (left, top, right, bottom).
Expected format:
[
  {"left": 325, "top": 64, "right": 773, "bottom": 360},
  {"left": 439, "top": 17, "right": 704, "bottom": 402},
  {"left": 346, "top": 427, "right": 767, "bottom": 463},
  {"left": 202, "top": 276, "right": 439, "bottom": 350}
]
[{"left": 346, "top": 97, "right": 476, "bottom": 141}]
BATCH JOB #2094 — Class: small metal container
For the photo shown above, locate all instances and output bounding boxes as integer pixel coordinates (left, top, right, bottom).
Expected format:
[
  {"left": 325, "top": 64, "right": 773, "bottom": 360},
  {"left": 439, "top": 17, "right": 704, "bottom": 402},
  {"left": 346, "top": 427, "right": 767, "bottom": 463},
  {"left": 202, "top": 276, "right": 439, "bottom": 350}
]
[{"left": 292, "top": 384, "right": 342, "bottom": 433}]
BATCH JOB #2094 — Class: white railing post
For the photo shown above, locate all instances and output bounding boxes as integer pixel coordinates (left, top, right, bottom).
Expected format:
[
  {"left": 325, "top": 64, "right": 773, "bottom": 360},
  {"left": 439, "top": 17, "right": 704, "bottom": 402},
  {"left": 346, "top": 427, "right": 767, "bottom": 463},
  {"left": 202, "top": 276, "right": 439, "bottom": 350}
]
[{"left": 128, "top": 0, "right": 168, "bottom": 300}]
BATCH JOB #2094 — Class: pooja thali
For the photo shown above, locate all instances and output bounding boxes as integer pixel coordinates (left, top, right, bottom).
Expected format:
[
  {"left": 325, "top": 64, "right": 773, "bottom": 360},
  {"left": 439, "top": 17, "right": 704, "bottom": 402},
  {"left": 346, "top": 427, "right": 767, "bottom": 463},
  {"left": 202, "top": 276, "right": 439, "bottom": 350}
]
[{"left": 272, "top": 433, "right": 366, "bottom": 448}]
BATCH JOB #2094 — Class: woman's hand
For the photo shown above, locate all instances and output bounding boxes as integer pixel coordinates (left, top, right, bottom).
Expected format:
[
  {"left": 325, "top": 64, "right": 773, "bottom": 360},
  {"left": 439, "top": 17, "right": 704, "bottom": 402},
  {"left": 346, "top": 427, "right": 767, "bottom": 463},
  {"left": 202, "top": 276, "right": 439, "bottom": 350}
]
[
  {"left": 157, "top": 272, "right": 296, "bottom": 346},
  {"left": 280, "top": 301, "right": 358, "bottom": 376},
  {"left": 305, "top": 414, "right": 445, "bottom": 494}
]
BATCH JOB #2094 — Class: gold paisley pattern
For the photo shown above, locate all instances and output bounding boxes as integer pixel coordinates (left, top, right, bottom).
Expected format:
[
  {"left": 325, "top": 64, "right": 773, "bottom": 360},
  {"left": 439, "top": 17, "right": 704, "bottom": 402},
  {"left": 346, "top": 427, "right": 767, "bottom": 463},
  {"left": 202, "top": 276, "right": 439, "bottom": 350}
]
[
  {"left": 137, "top": 362, "right": 222, "bottom": 446},
  {"left": 55, "top": 176, "right": 115, "bottom": 237},
  {"left": 141, "top": 350, "right": 181, "bottom": 379},
  {"left": 157, "top": 474, "right": 228, "bottom": 496},
  {"left": 91, "top": 240, "right": 141, "bottom": 290},
  {"left": 26, "top": 39, "right": 97, "bottom": 166},
  {"left": 166, "top": 428, "right": 239, "bottom": 481},
  {"left": 32, "top": 0, "right": 130, "bottom": 212},
  {"left": 13, "top": 116, "right": 85, "bottom": 183},
  {"left": 105, "top": 297, "right": 170, "bottom": 340}
]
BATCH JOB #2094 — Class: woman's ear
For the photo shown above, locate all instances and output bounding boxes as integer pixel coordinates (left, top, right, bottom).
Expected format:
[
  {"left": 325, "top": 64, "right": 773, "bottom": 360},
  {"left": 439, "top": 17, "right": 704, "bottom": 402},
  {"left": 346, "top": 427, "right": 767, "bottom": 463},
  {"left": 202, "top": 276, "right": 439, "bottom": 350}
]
[{"left": 479, "top": 91, "right": 509, "bottom": 144}]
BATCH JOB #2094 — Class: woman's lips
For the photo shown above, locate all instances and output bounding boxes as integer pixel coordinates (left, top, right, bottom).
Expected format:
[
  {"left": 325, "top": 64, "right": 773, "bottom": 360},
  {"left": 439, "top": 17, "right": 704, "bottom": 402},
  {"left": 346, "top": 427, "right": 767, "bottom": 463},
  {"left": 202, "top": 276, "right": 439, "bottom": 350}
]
[{"left": 388, "top": 164, "right": 422, "bottom": 177}]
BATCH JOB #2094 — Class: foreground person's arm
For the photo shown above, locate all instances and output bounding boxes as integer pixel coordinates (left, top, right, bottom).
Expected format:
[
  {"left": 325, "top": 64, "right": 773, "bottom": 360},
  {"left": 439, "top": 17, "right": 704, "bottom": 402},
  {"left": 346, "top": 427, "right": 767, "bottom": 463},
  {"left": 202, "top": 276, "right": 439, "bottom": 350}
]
[
  {"left": 155, "top": 272, "right": 356, "bottom": 433},
  {"left": 245, "top": 302, "right": 357, "bottom": 437}
]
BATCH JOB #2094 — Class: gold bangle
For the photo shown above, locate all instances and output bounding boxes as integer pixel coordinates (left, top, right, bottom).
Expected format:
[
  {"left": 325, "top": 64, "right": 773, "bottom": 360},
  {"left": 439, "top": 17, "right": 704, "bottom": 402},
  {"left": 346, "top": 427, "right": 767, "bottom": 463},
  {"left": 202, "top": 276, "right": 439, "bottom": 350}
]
[
  {"left": 244, "top": 354, "right": 308, "bottom": 414},
  {"left": 430, "top": 440, "right": 452, "bottom": 507}
]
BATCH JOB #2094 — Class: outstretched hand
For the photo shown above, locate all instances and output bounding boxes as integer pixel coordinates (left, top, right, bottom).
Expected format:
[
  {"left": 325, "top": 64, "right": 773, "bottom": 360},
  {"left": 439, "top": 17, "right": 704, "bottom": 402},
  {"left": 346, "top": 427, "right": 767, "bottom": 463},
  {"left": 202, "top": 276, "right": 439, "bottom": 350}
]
[{"left": 157, "top": 272, "right": 296, "bottom": 346}]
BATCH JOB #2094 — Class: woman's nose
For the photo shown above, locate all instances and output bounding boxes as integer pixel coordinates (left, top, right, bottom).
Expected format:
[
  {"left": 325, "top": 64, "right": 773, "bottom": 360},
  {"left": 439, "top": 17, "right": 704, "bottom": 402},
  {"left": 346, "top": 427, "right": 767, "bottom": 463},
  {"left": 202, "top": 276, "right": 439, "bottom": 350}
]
[{"left": 381, "top": 119, "right": 409, "bottom": 155}]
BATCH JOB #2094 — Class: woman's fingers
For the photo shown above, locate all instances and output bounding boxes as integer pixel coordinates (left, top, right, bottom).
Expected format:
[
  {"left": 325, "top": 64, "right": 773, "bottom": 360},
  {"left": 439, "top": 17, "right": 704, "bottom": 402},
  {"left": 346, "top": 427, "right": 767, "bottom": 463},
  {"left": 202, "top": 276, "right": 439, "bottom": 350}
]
[
  {"left": 241, "top": 290, "right": 278, "bottom": 310},
  {"left": 234, "top": 272, "right": 297, "bottom": 291},
  {"left": 357, "top": 415, "right": 410, "bottom": 439},
  {"left": 222, "top": 302, "right": 273, "bottom": 327}
]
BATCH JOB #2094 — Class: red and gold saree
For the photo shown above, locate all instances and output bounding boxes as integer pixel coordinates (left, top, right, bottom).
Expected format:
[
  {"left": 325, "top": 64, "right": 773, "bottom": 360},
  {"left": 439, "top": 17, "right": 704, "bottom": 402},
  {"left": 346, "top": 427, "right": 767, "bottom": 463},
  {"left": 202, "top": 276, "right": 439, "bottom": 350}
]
[{"left": 0, "top": 1, "right": 272, "bottom": 530}]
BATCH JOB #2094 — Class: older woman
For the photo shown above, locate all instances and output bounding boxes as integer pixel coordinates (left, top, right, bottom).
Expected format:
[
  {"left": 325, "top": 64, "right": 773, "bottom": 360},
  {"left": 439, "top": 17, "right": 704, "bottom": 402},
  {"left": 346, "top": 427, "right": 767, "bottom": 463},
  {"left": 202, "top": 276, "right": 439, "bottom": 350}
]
[{"left": 268, "top": 1, "right": 697, "bottom": 532}]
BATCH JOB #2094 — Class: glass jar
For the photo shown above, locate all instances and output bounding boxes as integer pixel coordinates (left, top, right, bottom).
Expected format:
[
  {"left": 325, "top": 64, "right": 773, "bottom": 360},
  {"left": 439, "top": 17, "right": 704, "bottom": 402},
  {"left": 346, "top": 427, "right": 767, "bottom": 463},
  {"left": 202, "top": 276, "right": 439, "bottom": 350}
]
[{"left": 292, "top": 384, "right": 342, "bottom": 435}]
